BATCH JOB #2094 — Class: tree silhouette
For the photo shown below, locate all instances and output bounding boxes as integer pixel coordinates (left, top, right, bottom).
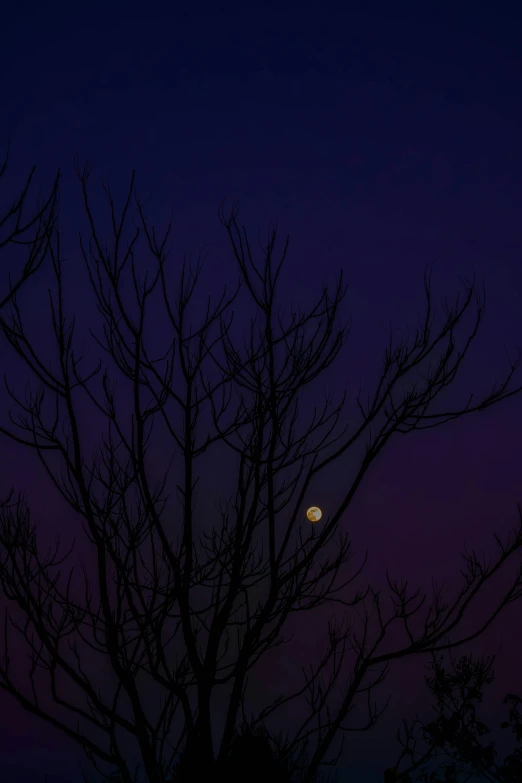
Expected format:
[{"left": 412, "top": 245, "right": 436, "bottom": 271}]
[
  {"left": 0, "top": 158, "right": 521, "bottom": 782},
  {"left": 391, "top": 649, "right": 522, "bottom": 783}
]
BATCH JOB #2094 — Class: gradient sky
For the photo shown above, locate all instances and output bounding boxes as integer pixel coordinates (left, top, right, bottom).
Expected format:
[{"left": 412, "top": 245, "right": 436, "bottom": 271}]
[{"left": 1, "top": 2, "right": 522, "bottom": 782}]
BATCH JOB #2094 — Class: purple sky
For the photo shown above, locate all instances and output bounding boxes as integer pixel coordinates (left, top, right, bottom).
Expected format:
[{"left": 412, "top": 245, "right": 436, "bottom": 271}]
[{"left": 1, "top": 2, "right": 522, "bottom": 781}]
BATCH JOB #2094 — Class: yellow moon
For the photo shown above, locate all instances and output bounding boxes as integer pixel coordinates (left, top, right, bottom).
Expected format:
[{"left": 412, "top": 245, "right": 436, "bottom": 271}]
[{"left": 306, "top": 506, "right": 322, "bottom": 523}]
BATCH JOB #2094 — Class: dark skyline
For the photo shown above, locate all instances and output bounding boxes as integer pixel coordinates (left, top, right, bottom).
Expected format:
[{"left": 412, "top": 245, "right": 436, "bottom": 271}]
[{"left": 1, "top": 2, "right": 522, "bottom": 781}]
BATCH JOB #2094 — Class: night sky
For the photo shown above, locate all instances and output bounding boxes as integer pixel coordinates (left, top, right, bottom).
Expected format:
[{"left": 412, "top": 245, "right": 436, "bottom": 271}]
[{"left": 1, "top": 2, "right": 522, "bottom": 782}]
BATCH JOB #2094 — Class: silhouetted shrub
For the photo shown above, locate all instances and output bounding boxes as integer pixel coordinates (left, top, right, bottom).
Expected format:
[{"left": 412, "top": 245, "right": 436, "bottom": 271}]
[{"left": 171, "top": 723, "right": 291, "bottom": 783}]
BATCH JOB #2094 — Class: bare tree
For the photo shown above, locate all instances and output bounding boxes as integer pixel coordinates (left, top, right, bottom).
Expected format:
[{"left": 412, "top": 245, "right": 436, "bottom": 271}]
[
  {"left": 0, "top": 159, "right": 521, "bottom": 783},
  {"left": 0, "top": 137, "right": 60, "bottom": 310}
]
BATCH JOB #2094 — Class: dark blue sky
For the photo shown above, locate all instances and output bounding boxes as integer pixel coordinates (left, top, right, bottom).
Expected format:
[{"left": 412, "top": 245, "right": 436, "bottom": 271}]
[{"left": 1, "top": 2, "right": 522, "bottom": 781}]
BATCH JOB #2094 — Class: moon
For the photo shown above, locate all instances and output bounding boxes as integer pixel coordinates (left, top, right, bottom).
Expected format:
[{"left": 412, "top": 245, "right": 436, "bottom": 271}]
[{"left": 306, "top": 506, "right": 322, "bottom": 523}]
